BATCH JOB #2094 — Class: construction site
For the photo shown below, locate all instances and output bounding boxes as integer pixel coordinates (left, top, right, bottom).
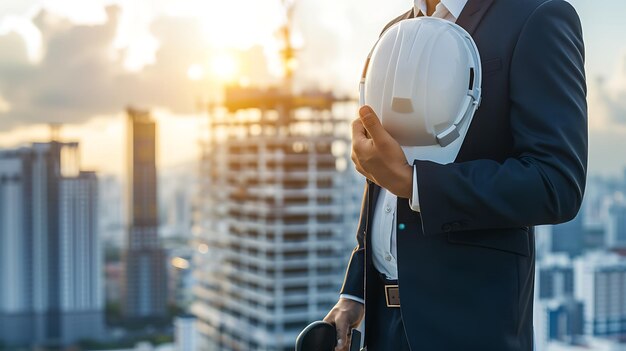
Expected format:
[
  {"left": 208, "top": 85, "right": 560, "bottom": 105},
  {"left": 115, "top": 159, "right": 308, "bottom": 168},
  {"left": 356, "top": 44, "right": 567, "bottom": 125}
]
[{"left": 190, "top": 1, "right": 362, "bottom": 350}]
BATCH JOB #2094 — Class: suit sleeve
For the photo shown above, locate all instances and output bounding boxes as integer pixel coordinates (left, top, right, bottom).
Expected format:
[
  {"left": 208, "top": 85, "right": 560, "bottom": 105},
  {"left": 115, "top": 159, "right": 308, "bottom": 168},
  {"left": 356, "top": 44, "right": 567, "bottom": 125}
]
[
  {"left": 413, "top": 0, "right": 588, "bottom": 235},
  {"left": 339, "top": 181, "right": 370, "bottom": 299}
]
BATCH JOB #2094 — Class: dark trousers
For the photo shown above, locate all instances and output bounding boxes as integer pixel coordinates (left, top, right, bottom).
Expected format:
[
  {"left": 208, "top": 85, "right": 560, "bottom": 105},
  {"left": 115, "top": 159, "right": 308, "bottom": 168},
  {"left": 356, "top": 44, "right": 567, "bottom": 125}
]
[{"left": 365, "top": 269, "right": 412, "bottom": 351}]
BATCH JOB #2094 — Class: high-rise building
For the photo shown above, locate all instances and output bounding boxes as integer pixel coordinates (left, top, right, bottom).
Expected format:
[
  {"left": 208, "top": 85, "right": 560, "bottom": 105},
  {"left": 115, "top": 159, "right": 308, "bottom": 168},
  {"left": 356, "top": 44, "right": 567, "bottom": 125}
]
[
  {"left": 535, "top": 298, "right": 585, "bottom": 346},
  {"left": 159, "top": 170, "right": 195, "bottom": 238},
  {"left": 575, "top": 252, "right": 626, "bottom": 338},
  {"left": 122, "top": 107, "right": 168, "bottom": 318},
  {"left": 99, "top": 175, "right": 125, "bottom": 247},
  {"left": 607, "top": 197, "right": 626, "bottom": 250},
  {"left": 168, "top": 247, "right": 194, "bottom": 310},
  {"left": 551, "top": 211, "right": 585, "bottom": 257},
  {"left": 579, "top": 177, "right": 612, "bottom": 251},
  {"left": 537, "top": 254, "right": 575, "bottom": 300},
  {"left": 0, "top": 141, "right": 103, "bottom": 347},
  {"left": 175, "top": 314, "right": 199, "bottom": 351},
  {"left": 534, "top": 254, "right": 585, "bottom": 349},
  {"left": 191, "top": 86, "right": 361, "bottom": 351}
]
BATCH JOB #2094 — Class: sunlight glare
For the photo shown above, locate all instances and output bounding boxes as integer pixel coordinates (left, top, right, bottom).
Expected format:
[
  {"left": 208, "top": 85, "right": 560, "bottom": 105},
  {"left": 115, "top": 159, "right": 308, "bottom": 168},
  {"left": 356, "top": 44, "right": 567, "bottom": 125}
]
[
  {"left": 171, "top": 257, "right": 190, "bottom": 270},
  {"left": 187, "top": 64, "right": 205, "bottom": 81},
  {"left": 211, "top": 54, "right": 239, "bottom": 83},
  {"left": 194, "top": 0, "right": 284, "bottom": 50}
]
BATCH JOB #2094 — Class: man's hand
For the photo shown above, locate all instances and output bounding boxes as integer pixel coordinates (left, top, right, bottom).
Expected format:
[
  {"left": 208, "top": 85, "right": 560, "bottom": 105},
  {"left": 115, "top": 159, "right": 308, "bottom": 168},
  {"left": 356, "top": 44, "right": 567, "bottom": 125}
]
[
  {"left": 323, "top": 298, "right": 365, "bottom": 351},
  {"left": 351, "top": 105, "right": 413, "bottom": 198}
]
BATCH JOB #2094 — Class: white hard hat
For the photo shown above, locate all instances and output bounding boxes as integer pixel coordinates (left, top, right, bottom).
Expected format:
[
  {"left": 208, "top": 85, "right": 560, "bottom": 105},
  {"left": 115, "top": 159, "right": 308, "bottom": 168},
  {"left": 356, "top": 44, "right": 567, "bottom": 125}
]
[{"left": 359, "top": 17, "right": 482, "bottom": 165}]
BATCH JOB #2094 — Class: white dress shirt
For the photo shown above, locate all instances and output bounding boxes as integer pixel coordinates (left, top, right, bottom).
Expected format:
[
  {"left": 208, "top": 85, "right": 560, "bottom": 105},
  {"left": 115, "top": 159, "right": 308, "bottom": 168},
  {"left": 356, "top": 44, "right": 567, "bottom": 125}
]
[{"left": 340, "top": 0, "right": 468, "bottom": 305}]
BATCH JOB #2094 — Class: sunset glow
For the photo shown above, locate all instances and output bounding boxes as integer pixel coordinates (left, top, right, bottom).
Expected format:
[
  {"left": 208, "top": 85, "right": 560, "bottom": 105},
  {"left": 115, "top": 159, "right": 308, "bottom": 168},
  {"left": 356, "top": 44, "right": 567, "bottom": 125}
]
[
  {"left": 187, "top": 63, "right": 205, "bottom": 81},
  {"left": 211, "top": 54, "right": 239, "bottom": 83},
  {"left": 0, "top": 0, "right": 625, "bottom": 177}
]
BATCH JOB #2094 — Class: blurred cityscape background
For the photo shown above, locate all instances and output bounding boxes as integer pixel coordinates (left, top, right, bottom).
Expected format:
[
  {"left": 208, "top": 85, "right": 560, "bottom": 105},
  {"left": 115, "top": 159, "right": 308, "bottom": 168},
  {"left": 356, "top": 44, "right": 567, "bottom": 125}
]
[{"left": 0, "top": 0, "right": 626, "bottom": 350}]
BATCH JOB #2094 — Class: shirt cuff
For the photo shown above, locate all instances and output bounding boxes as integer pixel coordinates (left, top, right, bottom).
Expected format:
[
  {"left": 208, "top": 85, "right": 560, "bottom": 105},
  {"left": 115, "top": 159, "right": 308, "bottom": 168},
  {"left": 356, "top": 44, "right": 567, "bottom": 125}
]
[
  {"left": 409, "top": 163, "right": 421, "bottom": 212},
  {"left": 340, "top": 294, "right": 365, "bottom": 305}
]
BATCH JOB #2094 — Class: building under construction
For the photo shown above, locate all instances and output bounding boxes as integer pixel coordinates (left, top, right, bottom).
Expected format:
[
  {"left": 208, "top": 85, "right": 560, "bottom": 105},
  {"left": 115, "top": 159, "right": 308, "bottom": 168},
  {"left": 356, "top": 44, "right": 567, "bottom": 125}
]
[
  {"left": 191, "top": 85, "right": 361, "bottom": 350},
  {"left": 190, "top": 3, "right": 362, "bottom": 349}
]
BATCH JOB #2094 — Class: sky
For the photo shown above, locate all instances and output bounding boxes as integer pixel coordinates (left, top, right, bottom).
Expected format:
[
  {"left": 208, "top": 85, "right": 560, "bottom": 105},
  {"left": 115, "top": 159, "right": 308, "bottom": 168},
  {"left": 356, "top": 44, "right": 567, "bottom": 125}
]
[{"left": 0, "top": 0, "right": 625, "bottom": 177}]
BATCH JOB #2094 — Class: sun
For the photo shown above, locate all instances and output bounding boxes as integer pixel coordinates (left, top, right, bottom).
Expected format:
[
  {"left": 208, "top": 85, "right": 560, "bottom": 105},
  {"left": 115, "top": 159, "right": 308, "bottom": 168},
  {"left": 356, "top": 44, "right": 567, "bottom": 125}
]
[
  {"left": 187, "top": 64, "right": 205, "bottom": 81},
  {"left": 211, "top": 54, "right": 239, "bottom": 83}
]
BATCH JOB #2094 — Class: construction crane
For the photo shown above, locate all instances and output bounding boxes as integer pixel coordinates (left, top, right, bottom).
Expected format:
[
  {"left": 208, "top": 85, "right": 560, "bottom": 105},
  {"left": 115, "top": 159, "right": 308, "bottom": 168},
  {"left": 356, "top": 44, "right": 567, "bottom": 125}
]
[{"left": 279, "top": 0, "right": 297, "bottom": 93}]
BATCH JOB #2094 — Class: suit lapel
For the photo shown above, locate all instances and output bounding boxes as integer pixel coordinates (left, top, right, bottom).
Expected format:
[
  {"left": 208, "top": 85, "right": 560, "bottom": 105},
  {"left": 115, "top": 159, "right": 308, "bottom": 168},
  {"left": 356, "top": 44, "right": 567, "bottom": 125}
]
[
  {"left": 455, "top": 0, "right": 495, "bottom": 35},
  {"left": 372, "top": 182, "right": 381, "bottom": 206},
  {"left": 367, "top": 180, "right": 382, "bottom": 210}
]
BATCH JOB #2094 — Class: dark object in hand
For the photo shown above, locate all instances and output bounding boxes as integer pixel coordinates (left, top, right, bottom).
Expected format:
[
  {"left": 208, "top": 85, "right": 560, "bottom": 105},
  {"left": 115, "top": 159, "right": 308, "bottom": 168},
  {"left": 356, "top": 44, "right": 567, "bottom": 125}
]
[{"left": 295, "top": 321, "right": 336, "bottom": 351}]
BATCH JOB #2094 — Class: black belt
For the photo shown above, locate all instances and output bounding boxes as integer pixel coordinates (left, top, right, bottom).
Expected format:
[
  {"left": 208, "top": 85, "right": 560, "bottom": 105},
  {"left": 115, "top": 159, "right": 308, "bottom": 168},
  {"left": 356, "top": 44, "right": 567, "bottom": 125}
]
[{"left": 376, "top": 269, "right": 400, "bottom": 308}]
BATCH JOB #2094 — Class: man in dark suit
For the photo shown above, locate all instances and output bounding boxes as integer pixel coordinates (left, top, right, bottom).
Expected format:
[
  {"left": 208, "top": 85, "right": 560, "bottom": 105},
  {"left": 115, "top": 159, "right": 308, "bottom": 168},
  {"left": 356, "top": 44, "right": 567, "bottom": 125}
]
[{"left": 323, "top": 0, "right": 587, "bottom": 350}]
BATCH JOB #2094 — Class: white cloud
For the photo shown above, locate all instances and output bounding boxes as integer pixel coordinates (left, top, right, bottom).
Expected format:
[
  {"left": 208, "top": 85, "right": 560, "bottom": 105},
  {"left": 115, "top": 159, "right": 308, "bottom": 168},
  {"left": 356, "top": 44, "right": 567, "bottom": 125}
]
[
  {"left": 0, "top": 6, "right": 277, "bottom": 131},
  {"left": 0, "top": 93, "right": 10, "bottom": 113},
  {"left": 583, "top": 53, "right": 626, "bottom": 176},
  {"left": 588, "top": 53, "right": 626, "bottom": 131},
  {"left": 0, "top": 0, "right": 415, "bottom": 131},
  {"left": 0, "top": 0, "right": 414, "bottom": 175},
  {"left": 0, "top": 14, "right": 42, "bottom": 61}
]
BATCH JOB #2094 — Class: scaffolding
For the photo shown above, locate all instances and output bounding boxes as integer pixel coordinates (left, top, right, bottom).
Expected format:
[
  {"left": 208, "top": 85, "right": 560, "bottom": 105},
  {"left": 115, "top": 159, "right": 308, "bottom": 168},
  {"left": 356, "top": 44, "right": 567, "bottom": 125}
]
[
  {"left": 191, "top": 85, "right": 361, "bottom": 350},
  {"left": 190, "top": 1, "right": 363, "bottom": 348}
]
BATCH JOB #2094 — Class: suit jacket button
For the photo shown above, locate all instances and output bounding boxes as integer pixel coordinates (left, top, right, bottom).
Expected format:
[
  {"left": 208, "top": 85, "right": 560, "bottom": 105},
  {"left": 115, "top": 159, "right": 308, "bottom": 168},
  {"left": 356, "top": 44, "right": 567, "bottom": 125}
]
[{"left": 442, "top": 223, "right": 452, "bottom": 232}]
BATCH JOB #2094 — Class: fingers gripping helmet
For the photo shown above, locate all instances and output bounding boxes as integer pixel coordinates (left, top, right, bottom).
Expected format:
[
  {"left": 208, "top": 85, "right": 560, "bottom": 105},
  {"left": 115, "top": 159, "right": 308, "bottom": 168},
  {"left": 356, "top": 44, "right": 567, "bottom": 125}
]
[{"left": 359, "top": 17, "right": 482, "bottom": 165}]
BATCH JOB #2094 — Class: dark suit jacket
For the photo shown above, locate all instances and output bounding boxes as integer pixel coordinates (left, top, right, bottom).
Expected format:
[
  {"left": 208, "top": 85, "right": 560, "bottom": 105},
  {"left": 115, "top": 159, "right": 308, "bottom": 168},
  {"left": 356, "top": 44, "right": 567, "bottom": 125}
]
[{"left": 340, "top": 0, "right": 587, "bottom": 350}]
